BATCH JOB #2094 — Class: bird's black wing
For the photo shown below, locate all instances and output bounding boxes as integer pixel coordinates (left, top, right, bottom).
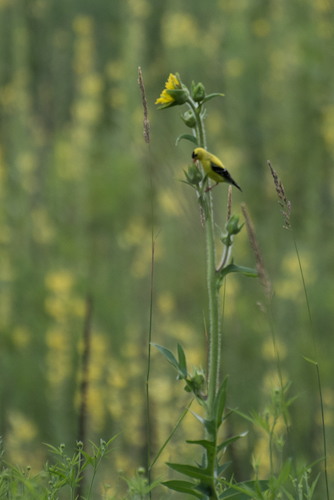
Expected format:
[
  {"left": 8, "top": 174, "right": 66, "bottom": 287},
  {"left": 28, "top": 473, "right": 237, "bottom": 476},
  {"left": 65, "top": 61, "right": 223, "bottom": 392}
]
[
  {"left": 210, "top": 161, "right": 242, "bottom": 192},
  {"left": 210, "top": 162, "right": 228, "bottom": 178}
]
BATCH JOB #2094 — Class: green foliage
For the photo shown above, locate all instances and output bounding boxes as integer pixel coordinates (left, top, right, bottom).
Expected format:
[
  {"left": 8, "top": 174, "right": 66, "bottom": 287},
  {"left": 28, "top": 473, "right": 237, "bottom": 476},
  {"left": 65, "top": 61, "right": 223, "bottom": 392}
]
[
  {"left": 0, "top": 0, "right": 332, "bottom": 495},
  {"left": 152, "top": 343, "right": 206, "bottom": 402},
  {"left": 120, "top": 468, "right": 162, "bottom": 500},
  {"left": 0, "top": 438, "right": 117, "bottom": 499},
  {"left": 216, "top": 263, "right": 258, "bottom": 291},
  {"left": 152, "top": 345, "right": 249, "bottom": 499}
]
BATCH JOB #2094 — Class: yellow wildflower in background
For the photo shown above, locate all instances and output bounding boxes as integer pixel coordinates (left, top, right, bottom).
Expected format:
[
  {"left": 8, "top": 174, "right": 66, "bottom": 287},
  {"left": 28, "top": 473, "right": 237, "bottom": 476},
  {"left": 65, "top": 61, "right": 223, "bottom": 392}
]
[
  {"left": 72, "top": 15, "right": 93, "bottom": 36},
  {"left": 161, "top": 12, "right": 198, "bottom": 48},
  {"left": 46, "top": 326, "right": 71, "bottom": 389},
  {"left": 32, "top": 208, "right": 56, "bottom": 244},
  {"left": 252, "top": 18, "right": 270, "bottom": 37},
  {"left": 6, "top": 411, "right": 39, "bottom": 472},
  {"left": 157, "top": 291, "right": 175, "bottom": 315},
  {"left": 13, "top": 326, "right": 31, "bottom": 349},
  {"left": 45, "top": 270, "right": 74, "bottom": 293},
  {"left": 262, "top": 337, "right": 287, "bottom": 361}
]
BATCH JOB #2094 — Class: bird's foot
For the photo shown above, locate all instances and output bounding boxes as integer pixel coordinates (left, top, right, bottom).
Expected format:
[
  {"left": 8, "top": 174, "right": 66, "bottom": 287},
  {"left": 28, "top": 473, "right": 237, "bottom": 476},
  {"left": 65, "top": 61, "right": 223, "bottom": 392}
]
[{"left": 204, "top": 183, "right": 218, "bottom": 192}]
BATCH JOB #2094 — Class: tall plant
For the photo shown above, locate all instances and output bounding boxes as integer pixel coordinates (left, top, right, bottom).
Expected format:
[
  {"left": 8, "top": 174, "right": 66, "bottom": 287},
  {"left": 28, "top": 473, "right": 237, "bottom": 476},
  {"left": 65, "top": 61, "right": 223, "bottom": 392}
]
[{"left": 153, "top": 73, "right": 260, "bottom": 499}]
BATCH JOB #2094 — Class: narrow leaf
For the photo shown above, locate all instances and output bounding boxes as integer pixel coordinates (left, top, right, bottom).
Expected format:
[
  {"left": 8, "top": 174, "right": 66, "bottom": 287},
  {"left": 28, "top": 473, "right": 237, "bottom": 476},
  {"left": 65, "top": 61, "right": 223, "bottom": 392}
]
[
  {"left": 217, "top": 461, "right": 232, "bottom": 476},
  {"left": 162, "top": 480, "right": 203, "bottom": 499},
  {"left": 176, "top": 134, "right": 198, "bottom": 146},
  {"left": 222, "top": 410, "right": 233, "bottom": 422},
  {"left": 186, "top": 439, "right": 215, "bottom": 453},
  {"left": 230, "top": 408, "right": 256, "bottom": 424},
  {"left": 151, "top": 343, "right": 179, "bottom": 371},
  {"left": 217, "top": 433, "right": 247, "bottom": 453},
  {"left": 166, "top": 463, "right": 210, "bottom": 481},
  {"left": 278, "top": 458, "right": 292, "bottom": 484},
  {"left": 150, "top": 399, "right": 193, "bottom": 469},
  {"left": 217, "top": 264, "right": 258, "bottom": 286},
  {"left": 214, "top": 376, "right": 229, "bottom": 428},
  {"left": 219, "top": 480, "right": 268, "bottom": 499},
  {"left": 189, "top": 409, "right": 206, "bottom": 425},
  {"left": 302, "top": 356, "right": 318, "bottom": 366},
  {"left": 195, "top": 483, "right": 215, "bottom": 497},
  {"left": 202, "top": 93, "right": 225, "bottom": 104},
  {"left": 177, "top": 343, "right": 187, "bottom": 378},
  {"left": 189, "top": 411, "right": 216, "bottom": 436}
]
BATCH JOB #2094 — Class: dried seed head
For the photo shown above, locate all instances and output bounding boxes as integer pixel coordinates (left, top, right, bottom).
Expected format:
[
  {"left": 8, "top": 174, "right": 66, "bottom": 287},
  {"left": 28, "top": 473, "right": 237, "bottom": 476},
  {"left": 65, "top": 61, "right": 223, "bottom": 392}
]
[
  {"left": 241, "top": 203, "right": 272, "bottom": 298},
  {"left": 226, "top": 185, "right": 232, "bottom": 223},
  {"left": 268, "top": 160, "right": 292, "bottom": 230},
  {"left": 138, "top": 67, "right": 150, "bottom": 144},
  {"left": 279, "top": 180, "right": 287, "bottom": 205}
]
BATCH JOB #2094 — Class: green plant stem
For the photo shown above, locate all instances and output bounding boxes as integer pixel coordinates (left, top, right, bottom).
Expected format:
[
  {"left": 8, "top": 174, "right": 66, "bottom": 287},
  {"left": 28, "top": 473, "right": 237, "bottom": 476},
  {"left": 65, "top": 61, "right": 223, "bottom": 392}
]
[
  {"left": 205, "top": 210, "right": 221, "bottom": 422},
  {"left": 293, "top": 234, "right": 329, "bottom": 500},
  {"left": 217, "top": 244, "right": 232, "bottom": 273},
  {"left": 190, "top": 104, "right": 220, "bottom": 424},
  {"left": 146, "top": 179, "right": 156, "bottom": 494}
]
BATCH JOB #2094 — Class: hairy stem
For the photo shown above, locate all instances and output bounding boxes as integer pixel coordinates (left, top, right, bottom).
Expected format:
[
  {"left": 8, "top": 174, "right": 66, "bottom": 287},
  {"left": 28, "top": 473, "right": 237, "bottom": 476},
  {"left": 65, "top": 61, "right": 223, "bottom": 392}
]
[{"left": 192, "top": 106, "right": 220, "bottom": 423}]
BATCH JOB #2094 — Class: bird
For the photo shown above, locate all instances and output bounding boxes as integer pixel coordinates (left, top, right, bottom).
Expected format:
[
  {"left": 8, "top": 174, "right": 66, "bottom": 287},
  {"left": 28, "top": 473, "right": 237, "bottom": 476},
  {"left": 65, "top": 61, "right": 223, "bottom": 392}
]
[{"left": 192, "top": 148, "right": 242, "bottom": 192}]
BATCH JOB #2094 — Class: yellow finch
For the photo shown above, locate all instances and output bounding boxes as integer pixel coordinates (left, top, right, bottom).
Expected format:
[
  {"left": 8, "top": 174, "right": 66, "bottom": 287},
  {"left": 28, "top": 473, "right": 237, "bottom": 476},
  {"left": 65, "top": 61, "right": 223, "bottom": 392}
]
[{"left": 192, "top": 148, "right": 242, "bottom": 192}]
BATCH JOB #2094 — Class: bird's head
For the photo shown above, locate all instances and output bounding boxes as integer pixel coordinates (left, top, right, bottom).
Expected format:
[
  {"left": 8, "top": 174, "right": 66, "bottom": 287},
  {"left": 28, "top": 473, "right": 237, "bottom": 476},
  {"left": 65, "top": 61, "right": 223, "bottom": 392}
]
[
  {"left": 192, "top": 149, "right": 201, "bottom": 163},
  {"left": 192, "top": 148, "right": 205, "bottom": 162}
]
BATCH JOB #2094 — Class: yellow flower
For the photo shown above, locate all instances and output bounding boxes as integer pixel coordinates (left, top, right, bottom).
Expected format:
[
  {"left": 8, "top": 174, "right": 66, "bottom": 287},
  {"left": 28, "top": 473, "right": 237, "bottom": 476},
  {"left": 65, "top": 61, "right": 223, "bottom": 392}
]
[{"left": 155, "top": 73, "right": 187, "bottom": 109}]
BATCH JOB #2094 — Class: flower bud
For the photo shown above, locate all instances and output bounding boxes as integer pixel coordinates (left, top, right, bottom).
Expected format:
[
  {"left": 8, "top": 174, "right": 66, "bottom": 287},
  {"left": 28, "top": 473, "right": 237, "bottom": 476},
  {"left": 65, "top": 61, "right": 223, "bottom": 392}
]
[
  {"left": 226, "top": 214, "right": 243, "bottom": 236},
  {"left": 192, "top": 82, "right": 206, "bottom": 102},
  {"left": 185, "top": 164, "right": 203, "bottom": 187},
  {"left": 189, "top": 366, "right": 206, "bottom": 398},
  {"left": 165, "top": 88, "right": 188, "bottom": 105},
  {"left": 180, "top": 110, "right": 196, "bottom": 128}
]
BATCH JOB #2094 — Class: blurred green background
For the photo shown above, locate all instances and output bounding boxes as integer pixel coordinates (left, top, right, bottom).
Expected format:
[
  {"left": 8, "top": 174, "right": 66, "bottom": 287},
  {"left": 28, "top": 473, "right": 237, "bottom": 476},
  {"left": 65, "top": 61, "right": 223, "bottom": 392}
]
[{"left": 0, "top": 0, "right": 333, "bottom": 496}]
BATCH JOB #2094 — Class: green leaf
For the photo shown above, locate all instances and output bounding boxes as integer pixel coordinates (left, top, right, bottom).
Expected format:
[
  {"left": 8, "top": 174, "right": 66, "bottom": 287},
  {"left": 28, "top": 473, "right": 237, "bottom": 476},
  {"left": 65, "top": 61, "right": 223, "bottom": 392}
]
[
  {"left": 166, "top": 463, "right": 210, "bottom": 481},
  {"left": 195, "top": 482, "right": 214, "bottom": 497},
  {"left": 150, "top": 400, "right": 193, "bottom": 470},
  {"left": 162, "top": 480, "right": 203, "bottom": 499},
  {"left": 218, "top": 264, "right": 258, "bottom": 281},
  {"left": 177, "top": 343, "right": 187, "bottom": 378},
  {"left": 281, "top": 488, "right": 295, "bottom": 500},
  {"left": 151, "top": 343, "right": 179, "bottom": 371},
  {"left": 217, "top": 461, "right": 232, "bottom": 476},
  {"left": 217, "top": 433, "right": 247, "bottom": 453},
  {"left": 285, "top": 393, "right": 300, "bottom": 408},
  {"left": 219, "top": 480, "right": 269, "bottom": 499},
  {"left": 309, "top": 473, "right": 321, "bottom": 497},
  {"left": 222, "top": 410, "right": 233, "bottom": 422},
  {"left": 203, "top": 419, "right": 217, "bottom": 436},
  {"left": 214, "top": 376, "right": 228, "bottom": 428},
  {"left": 81, "top": 450, "right": 93, "bottom": 464},
  {"left": 186, "top": 439, "right": 215, "bottom": 453},
  {"left": 202, "top": 93, "right": 225, "bottom": 104},
  {"left": 189, "top": 411, "right": 216, "bottom": 436},
  {"left": 302, "top": 356, "right": 318, "bottom": 365},
  {"left": 277, "top": 458, "right": 292, "bottom": 485},
  {"left": 230, "top": 408, "right": 256, "bottom": 424},
  {"left": 189, "top": 409, "right": 206, "bottom": 424},
  {"left": 217, "top": 264, "right": 257, "bottom": 290},
  {"left": 176, "top": 134, "right": 198, "bottom": 146}
]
